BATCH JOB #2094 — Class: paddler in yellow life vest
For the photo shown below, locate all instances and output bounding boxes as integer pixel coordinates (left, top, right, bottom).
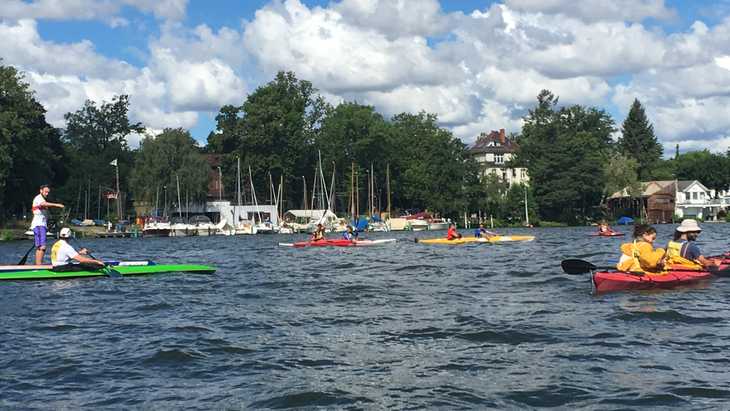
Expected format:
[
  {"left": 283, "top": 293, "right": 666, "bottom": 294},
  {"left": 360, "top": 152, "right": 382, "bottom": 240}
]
[
  {"left": 51, "top": 228, "right": 105, "bottom": 271},
  {"left": 666, "top": 219, "right": 721, "bottom": 269},
  {"left": 617, "top": 224, "right": 666, "bottom": 273}
]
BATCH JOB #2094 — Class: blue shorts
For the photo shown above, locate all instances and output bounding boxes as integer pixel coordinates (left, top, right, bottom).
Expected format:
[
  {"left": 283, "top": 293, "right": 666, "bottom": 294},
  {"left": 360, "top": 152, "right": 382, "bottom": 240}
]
[{"left": 33, "top": 226, "right": 47, "bottom": 248}]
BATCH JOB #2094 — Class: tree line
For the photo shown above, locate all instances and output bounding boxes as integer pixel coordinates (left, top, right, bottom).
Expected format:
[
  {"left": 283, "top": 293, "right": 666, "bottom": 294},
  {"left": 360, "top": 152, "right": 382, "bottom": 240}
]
[{"left": 2, "top": 62, "right": 729, "bottom": 226}]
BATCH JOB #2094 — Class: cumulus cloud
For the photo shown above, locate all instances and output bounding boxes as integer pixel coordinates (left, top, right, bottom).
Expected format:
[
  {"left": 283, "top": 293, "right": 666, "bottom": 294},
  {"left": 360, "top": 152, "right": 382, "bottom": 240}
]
[
  {"left": 504, "top": 0, "right": 675, "bottom": 22},
  {"left": 332, "top": 0, "right": 454, "bottom": 38},
  {"left": 3, "top": 0, "right": 730, "bottom": 153},
  {"left": 3, "top": 16, "right": 246, "bottom": 146},
  {"left": 0, "top": 0, "right": 188, "bottom": 23},
  {"left": 243, "top": 0, "right": 457, "bottom": 93}
]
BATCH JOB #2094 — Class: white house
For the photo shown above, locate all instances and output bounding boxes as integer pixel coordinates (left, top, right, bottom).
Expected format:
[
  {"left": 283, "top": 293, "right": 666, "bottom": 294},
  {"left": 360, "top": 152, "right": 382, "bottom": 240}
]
[
  {"left": 674, "top": 180, "right": 719, "bottom": 220},
  {"left": 468, "top": 129, "right": 529, "bottom": 186}
]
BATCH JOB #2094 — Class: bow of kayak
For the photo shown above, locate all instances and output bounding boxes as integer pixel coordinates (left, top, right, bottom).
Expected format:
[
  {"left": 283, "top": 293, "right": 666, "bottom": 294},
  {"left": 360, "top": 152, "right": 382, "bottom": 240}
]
[{"left": 0, "top": 264, "right": 216, "bottom": 281}]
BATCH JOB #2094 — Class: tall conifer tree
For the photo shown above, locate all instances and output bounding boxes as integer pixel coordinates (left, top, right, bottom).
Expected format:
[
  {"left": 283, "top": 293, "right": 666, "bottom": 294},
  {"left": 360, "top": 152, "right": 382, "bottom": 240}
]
[{"left": 618, "top": 99, "right": 662, "bottom": 180}]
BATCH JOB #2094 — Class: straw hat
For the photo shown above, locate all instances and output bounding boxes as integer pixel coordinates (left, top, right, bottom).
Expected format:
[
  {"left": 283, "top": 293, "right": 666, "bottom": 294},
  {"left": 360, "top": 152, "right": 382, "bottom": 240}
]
[{"left": 676, "top": 219, "right": 701, "bottom": 233}]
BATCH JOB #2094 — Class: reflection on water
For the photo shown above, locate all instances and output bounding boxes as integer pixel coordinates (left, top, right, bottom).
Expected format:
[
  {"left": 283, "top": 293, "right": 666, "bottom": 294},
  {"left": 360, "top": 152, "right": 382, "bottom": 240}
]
[{"left": 0, "top": 224, "right": 729, "bottom": 409}]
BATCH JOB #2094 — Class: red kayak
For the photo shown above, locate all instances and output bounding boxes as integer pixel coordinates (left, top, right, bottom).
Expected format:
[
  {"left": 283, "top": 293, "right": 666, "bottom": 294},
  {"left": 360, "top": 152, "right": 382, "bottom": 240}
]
[
  {"left": 590, "top": 232, "right": 624, "bottom": 237},
  {"left": 279, "top": 239, "right": 396, "bottom": 248},
  {"left": 592, "top": 267, "right": 713, "bottom": 293}
]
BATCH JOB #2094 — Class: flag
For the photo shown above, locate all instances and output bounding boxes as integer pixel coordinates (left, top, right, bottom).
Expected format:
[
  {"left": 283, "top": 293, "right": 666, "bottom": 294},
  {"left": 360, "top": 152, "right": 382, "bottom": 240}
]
[
  {"left": 110, "top": 159, "right": 118, "bottom": 167},
  {"left": 105, "top": 192, "right": 118, "bottom": 199}
]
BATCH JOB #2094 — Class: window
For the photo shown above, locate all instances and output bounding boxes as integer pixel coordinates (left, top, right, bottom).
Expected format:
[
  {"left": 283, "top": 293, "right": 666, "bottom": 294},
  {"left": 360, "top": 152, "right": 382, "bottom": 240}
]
[
  {"left": 693, "top": 192, "right": 698, "bottom": 200},
  {"left": 495, "top": 154, "right": 504, "bottom": 164},
  {"left": 512, "top": 169, "right": 517, "bottom": 178}
]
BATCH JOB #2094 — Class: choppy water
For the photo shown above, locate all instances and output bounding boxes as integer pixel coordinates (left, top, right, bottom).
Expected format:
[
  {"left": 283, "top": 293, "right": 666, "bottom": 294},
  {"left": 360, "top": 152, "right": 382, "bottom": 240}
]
[{"left": 1, "top": 224, "right": 729, "bottom": 409}]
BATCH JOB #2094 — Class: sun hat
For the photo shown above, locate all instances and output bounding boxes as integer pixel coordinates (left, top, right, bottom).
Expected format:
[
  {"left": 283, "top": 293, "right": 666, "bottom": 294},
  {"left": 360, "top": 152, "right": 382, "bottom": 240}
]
[
  {"left": 59, "top": 227, "right": 72, "bottom": 238},
  {"left": 676, "top": 219, "right": 701, "bottom": 233}
]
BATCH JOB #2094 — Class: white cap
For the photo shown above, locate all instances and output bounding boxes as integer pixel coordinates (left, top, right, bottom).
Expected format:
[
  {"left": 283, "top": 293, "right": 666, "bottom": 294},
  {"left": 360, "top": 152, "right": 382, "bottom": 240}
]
[
  {"left": 676, "top": 219, "right": 701, "bottom": 233},
  {"left": 59, "top": 227, "right": 72, "bottom": 238}
]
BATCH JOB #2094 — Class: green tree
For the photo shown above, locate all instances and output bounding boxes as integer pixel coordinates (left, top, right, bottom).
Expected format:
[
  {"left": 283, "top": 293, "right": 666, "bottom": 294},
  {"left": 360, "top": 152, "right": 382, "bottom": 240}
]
[
  {"left": 516, "top": 90, "right": 615, "bottom": 223},
  {"left": 130, "top": 128, "right": 210, "bottom": 214},
  {"left": 315, "top": 102, "right": 392, "bottom": 212},
  {"left": 388, "top": 112, "right": 475, "bottom": 217},
  {"left": 208, "top": 71, "right": 327, "bottom": 209},
  {"left": 0, "top": 63, "right": 67, "bottom": 221},
  {"left": 617, "top": 99, "right": 662, "bottom": 180},
  {"left": 603, "top": 152, "right": 639, "bottom": 199},
  {"left": 60, "top": 95, "right": 143, "bottom": 218},
  {"left": 674, "top": 150, "right": 729, "bottom": 195}
]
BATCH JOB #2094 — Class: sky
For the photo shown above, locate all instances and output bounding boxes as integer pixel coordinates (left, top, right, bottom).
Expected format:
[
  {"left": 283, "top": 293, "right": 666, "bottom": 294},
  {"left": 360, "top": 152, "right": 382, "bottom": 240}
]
[{"left": 2, "top": 0, "right": 730, "bottom": 156}]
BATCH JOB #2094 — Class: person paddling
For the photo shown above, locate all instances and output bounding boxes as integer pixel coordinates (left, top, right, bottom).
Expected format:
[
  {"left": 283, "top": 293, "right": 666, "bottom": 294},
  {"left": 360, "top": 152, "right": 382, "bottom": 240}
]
[
  {"left": 666, "top": 219, "right": 720, "bottom": 269},
  {"left": 31, "top": 184, "right": 65, "bottom": 264},
  {"left": 616, "top": 224, "right": 665, "bottom": 273},
  {"left": 311, "top": 223, "right": 326, "bottom": 242},
  {"left": 51, "top": 228, "right": 104, "bottom": 272},
  {"left": 597, "top": 220, "right": 614, "bottom": 235},
  {"left": 446, "top": 223, "right": 462, "bottom": 240},
  {"left": 474, "top": 223, "right": 496, "bottom": 239},
  {"left": 342, "top": 225, "right": 358, "bottom": 242}
]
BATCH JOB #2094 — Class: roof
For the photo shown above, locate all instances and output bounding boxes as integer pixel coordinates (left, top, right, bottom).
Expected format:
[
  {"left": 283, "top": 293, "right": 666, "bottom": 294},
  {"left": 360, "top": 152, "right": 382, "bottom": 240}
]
[
  {"left": 284, "top": 209, "right": 337, "bottom": 219},
  {"left": 468, "top": 129, "right": 518, "bottom": 155},
  {"left": 608, "top": 180, "right": 706, "bottom": 199}
]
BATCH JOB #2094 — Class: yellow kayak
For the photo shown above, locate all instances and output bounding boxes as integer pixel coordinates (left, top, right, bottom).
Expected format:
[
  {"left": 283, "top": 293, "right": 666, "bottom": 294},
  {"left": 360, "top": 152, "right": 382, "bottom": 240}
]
[{"left": 416, "top": 235, "right": 535, "bottom": 245}]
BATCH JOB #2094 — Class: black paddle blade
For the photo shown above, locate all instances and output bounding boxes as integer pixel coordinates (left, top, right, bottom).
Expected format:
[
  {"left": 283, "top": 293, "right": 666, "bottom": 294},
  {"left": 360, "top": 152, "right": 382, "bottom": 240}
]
[
  {"left": 103, "top": 266, "right": 122, "bottom": 279},
  {"left": 561, "top": 259, "right": 598, "bottom": 275},
  {"left": 17, "top": 244, "right": 36, "bottom": 265}
]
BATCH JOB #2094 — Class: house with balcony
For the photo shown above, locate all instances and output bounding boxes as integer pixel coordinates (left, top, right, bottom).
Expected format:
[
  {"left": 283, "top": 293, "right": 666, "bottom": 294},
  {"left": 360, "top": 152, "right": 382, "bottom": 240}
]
[
  {"left": 467, "top": 129, "right": 529, "bottom": 186},
  {"left": 608, "top": 180, "right": 722, "bottom": 222}
]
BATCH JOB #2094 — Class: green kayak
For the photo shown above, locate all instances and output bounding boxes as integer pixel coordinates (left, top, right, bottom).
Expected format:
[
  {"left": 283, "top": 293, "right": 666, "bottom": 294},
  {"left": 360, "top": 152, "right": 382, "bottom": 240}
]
[{"left": 0, "top": 264, "right": 216, "bottom": 281}]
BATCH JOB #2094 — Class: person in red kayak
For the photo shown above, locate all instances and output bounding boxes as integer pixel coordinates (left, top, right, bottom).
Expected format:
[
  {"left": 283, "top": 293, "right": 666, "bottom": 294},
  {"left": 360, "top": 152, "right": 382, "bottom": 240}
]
[
  {"left": 666, "top": 219, "right": 721, "bottom": 269},
  {"left": 311, "top": 223, "right": 326, "bottom": 242},
  {"left": 597, "top": 220, "right": 614, "bottom": 235},
  {"left": 617, "top": 224, "right": 665, "bottom": 273},
  {"left": 446, "top": 223, "right": 462, "bottom": 240},
  {"left": 342, "top": 225, "right": 358, "bottom": 242}
]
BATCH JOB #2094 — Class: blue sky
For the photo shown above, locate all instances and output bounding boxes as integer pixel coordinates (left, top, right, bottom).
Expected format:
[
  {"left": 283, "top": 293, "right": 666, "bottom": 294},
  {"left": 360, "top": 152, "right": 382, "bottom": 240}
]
[{"left": 3, "top": 0, "right": 730, "bottom": 155}]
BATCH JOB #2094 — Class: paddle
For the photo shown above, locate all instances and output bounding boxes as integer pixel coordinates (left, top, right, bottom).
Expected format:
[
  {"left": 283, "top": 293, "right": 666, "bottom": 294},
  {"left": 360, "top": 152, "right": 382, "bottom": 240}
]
[
  {"left": 560, "top": 259, "right": 626, "bottom": 275},
  {"left": 70, "top": 239, "right": 121, "bottom": 278},
  {"left": 17, "top": 243, "right": 37, "bottom": 265}
]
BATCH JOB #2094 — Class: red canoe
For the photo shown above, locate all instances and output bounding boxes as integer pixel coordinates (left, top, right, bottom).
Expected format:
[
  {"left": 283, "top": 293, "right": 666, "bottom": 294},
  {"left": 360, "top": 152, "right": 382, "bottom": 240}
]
[{"left": 592, "top": 267, "right": 713, "bottom": 293}]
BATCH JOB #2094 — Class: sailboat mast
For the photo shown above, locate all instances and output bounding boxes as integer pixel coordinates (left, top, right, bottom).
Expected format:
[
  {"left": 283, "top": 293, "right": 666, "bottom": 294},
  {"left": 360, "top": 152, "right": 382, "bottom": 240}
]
[
  {"left": 236, "top": 157, "right": 241, "bottom": 206},
  {"left": 176, "top": 174, "right": 182, "bottom": 218},
  {"left": 350, "top": 162, "right": 355, "bottom": 221},
  {"left": 524, "top": 185, "right": 530, "bottom": 226},
  {"left": 329, "top": 162, "right": 336, "bottom": 213},
  {"left": 386, "top": 163, "right": 391, "bottom": 218}
]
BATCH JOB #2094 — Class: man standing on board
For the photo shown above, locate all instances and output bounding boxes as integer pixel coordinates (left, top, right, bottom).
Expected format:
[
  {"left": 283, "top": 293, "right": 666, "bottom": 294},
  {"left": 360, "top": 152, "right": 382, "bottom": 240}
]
[{"left": 31, "top": 184, "right": 64, "bottom": 264}]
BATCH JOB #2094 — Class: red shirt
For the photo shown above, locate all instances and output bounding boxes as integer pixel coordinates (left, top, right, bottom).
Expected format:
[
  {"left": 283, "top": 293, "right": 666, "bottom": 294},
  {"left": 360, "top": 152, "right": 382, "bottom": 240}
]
[{"left": 447, "top": 226, "right": 459, "bottom": 240}]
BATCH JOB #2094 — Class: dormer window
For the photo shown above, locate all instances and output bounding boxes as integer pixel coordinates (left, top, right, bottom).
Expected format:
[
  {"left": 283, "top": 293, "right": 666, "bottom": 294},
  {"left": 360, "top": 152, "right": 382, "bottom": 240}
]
[{"left": 495, "top": 154, "right": 504, "bottom": 164}]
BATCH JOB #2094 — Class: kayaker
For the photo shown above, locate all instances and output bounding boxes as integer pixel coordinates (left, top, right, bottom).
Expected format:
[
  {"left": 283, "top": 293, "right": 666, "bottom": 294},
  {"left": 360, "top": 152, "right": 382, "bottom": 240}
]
[
  {"left": 342, "top": 225, "right": 358, "bottom": 241},
  {"left": 446, "top": 223, "right": 462, "bottom": 240},
  {"left": 617, "top": 224, "right": 666, "bottom": 273},
  {"left": 51, "top": 228, "right": 105, "bottom": 271},
  {"left": 474, "top": 223, "right": 496, "bottom": 239},
  {"left": 597, "top": 220, "right": 614, "bottom": 235},
  {"left": 311, "top": 223, "right": 326, "bottom": 242},
  {"left": 666, "top": 219, "right": 720, "bottom": 268},
  {"left": 31, "top": 184, "right": 65, "bottom": 264}
]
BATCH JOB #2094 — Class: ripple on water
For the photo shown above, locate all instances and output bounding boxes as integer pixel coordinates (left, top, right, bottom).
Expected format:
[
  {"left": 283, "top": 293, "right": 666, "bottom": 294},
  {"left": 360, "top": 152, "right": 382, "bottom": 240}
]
[{"left": 249, "top": 390, "right": 374, "bottom": 409}]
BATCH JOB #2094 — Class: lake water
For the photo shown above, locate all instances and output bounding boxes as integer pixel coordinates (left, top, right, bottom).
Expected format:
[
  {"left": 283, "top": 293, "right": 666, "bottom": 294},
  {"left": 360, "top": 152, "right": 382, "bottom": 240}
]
[{"left": 1, "top": 224, "right": 729, "bottom": 409}]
